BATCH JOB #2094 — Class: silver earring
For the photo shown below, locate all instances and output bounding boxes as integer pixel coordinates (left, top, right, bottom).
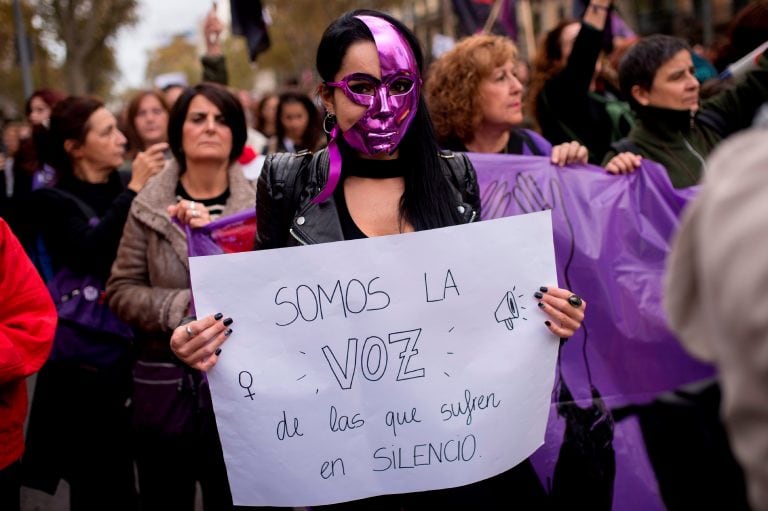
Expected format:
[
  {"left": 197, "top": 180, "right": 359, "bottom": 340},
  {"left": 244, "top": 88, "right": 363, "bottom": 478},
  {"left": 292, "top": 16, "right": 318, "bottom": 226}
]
[{"left": 323, "top": 113, "right": 336, "bottom": 135}]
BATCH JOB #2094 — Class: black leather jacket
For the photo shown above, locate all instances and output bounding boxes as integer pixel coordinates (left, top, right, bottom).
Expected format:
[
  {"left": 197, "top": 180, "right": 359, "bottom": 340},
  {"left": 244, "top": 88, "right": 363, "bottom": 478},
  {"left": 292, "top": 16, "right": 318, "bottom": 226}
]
[{"left": 255, "top": 149, "right": 480, "bottom": 250}]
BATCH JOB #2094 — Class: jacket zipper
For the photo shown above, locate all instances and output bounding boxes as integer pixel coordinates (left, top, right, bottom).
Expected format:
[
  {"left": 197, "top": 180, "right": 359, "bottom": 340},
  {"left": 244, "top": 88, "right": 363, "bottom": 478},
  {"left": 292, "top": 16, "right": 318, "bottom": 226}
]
[
  {"left": 289, "top": 227, "right": 309, "bottom": 245},
  {"left": 682, "top": 136, "right": 708, "bottom": 174}
]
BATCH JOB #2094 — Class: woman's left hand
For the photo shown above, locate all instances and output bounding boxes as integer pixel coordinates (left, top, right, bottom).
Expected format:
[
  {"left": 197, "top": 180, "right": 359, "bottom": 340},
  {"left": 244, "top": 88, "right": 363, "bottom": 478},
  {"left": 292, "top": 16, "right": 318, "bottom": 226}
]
[
  {"left": 551, "top": 141, "right": 589, "bottom": 166},
  {"left": 534, "top": 286, "right": 586, "bottom": 339},
  {"left": 167, "top": 199, "right": 211, "bottom": 228}
]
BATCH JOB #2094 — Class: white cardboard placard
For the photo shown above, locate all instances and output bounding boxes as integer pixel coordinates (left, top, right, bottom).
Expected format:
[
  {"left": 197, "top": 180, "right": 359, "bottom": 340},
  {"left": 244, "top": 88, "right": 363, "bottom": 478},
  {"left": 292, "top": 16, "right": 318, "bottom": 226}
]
[{"left": 189, "top": 212, "right": 558, "bottom": 506}]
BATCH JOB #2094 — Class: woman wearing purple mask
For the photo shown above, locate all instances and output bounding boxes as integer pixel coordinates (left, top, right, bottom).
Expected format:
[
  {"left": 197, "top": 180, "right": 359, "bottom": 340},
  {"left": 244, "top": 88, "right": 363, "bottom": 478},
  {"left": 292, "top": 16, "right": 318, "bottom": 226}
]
[{"left": 170, "top": 9, "right": 586, "bottom": 509}]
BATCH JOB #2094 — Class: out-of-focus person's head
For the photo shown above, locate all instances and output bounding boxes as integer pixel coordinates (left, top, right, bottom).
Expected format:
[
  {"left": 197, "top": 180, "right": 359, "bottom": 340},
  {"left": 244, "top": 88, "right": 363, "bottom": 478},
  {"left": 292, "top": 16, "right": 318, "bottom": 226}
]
[
  {"left": 2, "top": 123, "right": 23, "bottom": 155},
  {"left": 619, "top": 35, "right": 699, "bottom": 111},
  {"left": 535, "top": 19, "right": 579, "bottom": 71},
  {"left": 155, "top": 72, "right": 189, "bottom": 107},
  {"left": 47, "top": 96, "right": 127, "bottom": 176},
  {"left": 236, "top": 89, "right": 256, "bottom": 129},
  {"left": 235, "top": 90, "right": 253, "bottom": 111},
  {"left": 162, "top": 84, "right": 186, "bottom": 108},
  {"left": 426, "top": 34, "right": 522, "bottom": 145},
  {"left": 275, "top": 91, "right": 321, "bottom": 150},
  {"left": 124, "top": 90, "right": 170, "bottom": 153},
  {"left": 713, "top": 0, "right": 768, "bottom": 71},
  {"left": 25, "top": 88, "right": 67, "bottom": 127},
  {"left": 515, "top": 59, "right": 531, "bottom": 87},
  {"left": 255, "top": 93, "right": 279, "bottom": 137},
  {"left": 316, "top": 9, "right": 425, "bottom": 157},
  {"left": 167, "top": 83, "right": 246, "bottom": 172}
]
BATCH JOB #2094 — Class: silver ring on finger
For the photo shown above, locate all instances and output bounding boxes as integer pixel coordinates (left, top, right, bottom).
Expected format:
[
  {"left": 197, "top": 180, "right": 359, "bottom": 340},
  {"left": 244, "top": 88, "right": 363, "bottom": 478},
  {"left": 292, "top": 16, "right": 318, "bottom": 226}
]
[
  {"left": 191, "top": 210, "right": 200, "bottom": 218},
  {"left": 185, "top": 325, "right": 195, "bottom": 337},
  {"left": 189, "top": 201, "right": 196, "bottom": 210}
]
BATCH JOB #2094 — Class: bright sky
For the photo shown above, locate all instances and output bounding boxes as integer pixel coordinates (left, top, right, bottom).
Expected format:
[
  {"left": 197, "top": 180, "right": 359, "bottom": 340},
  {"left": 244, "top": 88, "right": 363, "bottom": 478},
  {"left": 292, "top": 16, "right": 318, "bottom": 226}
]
[{"left": 114, "top": 0, "right": 231, "bottom": 92}]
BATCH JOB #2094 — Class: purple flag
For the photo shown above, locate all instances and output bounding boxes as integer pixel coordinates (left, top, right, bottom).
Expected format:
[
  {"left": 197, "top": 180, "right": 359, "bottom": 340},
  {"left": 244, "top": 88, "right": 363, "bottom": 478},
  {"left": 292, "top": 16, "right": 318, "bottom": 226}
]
[
  {"left": 469, "top": 153, "right": 713, "bottom": 509},
  {"left": 451, "top": 0, "right": 517, "bottom": 39},
  {"left": 230, "top": 0, "right": 270, "bottom": 61},
  {"left": 499, "top": 0, "right": 517, "bottom": 40}
]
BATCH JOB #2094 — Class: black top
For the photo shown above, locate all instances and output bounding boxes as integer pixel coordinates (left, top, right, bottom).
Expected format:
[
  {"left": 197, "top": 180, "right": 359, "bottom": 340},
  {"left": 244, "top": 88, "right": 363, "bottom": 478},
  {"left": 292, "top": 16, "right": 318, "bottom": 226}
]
[
  {"left": 332, "top": 153, "right": 409, "bottom": 240},
  {"left": 441, "top": 129, "right": 537, "bottom": 155},
  {"left": 175, "top": 181, "right": 230, "bottom": 220},
  {"left": 536, "top": 22, "right": 629, "bottom": 163},
  {"left": 30, "top": 171, "right": 136, "bottom": 280},
  {"left": 342, "top": 155, "right": 407, "bottom": 179},
  {"left": 333, "top": 180, "right": 366, "bottom": 240}
]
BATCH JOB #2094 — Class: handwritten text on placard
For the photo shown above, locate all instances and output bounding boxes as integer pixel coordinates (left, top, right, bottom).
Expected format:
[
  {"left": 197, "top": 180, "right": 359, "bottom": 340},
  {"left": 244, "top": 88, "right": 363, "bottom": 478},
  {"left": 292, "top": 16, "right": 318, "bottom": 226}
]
[{"left": 189, "top": 212, "right": 559, "bottom": 507}]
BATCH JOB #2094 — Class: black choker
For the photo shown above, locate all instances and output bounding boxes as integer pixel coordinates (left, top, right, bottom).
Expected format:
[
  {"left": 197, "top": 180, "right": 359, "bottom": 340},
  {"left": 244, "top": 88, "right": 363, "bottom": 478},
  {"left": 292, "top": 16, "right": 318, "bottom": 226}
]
[{"left": 344, "top": 156, "right": 406, "bottom": 179}]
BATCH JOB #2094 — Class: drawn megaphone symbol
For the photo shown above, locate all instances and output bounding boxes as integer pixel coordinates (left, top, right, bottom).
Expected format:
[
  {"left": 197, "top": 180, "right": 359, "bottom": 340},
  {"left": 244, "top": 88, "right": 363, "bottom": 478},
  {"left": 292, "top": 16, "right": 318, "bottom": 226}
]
[{"left": 495, "top": 291, "right": 520, "bottom": 330}]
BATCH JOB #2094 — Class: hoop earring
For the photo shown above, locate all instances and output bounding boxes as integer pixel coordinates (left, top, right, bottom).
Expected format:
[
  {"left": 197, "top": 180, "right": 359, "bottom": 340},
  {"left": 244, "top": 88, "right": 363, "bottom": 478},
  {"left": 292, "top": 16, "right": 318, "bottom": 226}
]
[{"left": 323, "top": 113, "right": 336, "bottom": 135}]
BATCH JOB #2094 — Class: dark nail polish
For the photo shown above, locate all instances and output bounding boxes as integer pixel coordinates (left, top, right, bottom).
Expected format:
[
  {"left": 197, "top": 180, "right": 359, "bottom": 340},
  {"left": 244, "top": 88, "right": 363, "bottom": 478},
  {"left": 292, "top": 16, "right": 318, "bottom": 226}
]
[
  {"left": 214, "top": 348, "right": 222, "bottom": 356},
  {"left": 534, "top": 291, "right": 543, "bottom": 299},
  {"left": 225, "top": 328, "right": 233, "bottom": 336},
  {"left": 545, "top": 320, "right": 552, "bottom": 327},
  {"left": 538, "top": 302, "right": 545, "bottom": 308},
  {"left": 223, "top": 317, "right": 233, "bottom": 327},
  {"left": 214, "top": 312, "right": 223, "bottom": 320},
  {"left": 539, "top": 286, "right": 548, "bottom": 293}
]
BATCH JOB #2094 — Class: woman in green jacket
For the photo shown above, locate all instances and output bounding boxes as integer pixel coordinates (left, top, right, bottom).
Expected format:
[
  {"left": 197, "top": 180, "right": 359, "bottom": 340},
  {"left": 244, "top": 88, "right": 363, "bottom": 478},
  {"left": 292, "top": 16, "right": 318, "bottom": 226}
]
[{"left": 603, "top": 35, "right": 768, "bottom": 187}]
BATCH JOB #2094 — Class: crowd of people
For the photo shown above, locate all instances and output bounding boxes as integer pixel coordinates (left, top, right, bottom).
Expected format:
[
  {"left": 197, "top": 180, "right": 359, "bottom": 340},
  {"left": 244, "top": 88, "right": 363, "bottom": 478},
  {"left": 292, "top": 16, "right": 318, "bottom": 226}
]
[{"left": 0, "top": 1, "right": 767, "bottom": 510}]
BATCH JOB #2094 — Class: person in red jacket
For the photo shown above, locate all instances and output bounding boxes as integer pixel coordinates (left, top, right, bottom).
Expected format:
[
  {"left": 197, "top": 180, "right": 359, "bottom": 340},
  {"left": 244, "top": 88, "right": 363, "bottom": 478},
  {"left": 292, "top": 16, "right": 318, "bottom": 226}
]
[{"left": 0, "top": 217, "right": 56, "bottom": 511}]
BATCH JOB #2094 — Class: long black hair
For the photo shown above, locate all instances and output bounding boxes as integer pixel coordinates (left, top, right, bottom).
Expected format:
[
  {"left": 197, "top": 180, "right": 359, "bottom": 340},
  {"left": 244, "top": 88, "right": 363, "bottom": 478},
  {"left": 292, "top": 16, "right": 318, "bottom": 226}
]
[{"left": 317, "top": 9, "right": 463, "bottom": 231}]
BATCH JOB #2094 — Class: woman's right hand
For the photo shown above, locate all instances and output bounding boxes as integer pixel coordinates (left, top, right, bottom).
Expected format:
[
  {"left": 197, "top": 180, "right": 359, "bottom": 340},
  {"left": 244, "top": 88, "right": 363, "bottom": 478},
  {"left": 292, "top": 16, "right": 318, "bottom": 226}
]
[
  {"left": 551, "top": 141, "right": 589, "bottom": 166},
  {"left": 127, "top": 142, "right": 168, "bottom": 192},
  {"left": 605, "top": 151, "right": 642, "bottom": 175},
  {"left": 170, "top": 313, "right": 233, "bottom": 371},
  {"left": 204, "top": 5, "right": 224, "bottom": 56}
]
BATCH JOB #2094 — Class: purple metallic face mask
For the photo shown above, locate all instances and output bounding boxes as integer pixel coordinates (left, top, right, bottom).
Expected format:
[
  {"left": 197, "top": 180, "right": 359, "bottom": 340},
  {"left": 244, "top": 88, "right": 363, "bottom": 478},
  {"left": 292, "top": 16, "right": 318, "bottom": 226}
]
[
  {"left": 331, "top": 15, "right": 421, "bottom": 156},
  {"left": 313, "top": 15, "right": 421, "bottom": 203}
]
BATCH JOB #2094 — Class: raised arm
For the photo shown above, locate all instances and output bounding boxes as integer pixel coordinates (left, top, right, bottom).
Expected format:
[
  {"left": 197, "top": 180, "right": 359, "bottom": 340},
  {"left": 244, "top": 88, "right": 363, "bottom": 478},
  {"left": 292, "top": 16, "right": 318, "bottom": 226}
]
[{"left": 201, "top": 4, "right": 228, "bottom": 85}]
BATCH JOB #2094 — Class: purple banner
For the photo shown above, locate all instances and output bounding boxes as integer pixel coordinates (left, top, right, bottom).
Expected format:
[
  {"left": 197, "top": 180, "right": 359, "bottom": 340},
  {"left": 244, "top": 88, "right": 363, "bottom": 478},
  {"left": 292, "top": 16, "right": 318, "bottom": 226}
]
[
  {"left": 469, "top": 153, "right": 713, "bottom": 509},
  {"left": 190, "top": 154, "right": 715, "bottom": 506}
]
